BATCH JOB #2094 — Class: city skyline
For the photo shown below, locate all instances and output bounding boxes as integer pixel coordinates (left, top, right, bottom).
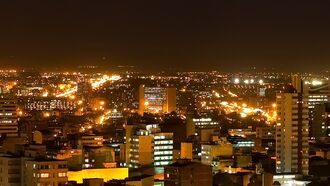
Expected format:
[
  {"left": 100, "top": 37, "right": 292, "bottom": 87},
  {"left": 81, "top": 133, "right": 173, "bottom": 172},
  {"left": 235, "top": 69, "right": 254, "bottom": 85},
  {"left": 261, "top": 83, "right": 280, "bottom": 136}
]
[{"left": 0, "top": 1, "right": 330, "bottom": 185}]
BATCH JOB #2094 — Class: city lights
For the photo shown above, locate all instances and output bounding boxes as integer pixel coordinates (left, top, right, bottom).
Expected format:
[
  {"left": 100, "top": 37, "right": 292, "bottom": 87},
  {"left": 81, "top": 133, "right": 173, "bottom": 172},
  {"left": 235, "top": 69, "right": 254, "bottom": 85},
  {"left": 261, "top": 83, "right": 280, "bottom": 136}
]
[{"left": 0, "top": 1, "right": 326, "bottom": 184}]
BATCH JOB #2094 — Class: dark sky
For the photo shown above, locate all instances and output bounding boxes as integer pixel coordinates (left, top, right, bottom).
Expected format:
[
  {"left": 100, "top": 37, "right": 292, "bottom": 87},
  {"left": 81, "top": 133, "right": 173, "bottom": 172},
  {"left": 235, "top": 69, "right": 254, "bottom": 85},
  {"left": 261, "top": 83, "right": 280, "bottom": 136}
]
[{"left": 0, "top": 1, "right": 330, "bottom": 71}]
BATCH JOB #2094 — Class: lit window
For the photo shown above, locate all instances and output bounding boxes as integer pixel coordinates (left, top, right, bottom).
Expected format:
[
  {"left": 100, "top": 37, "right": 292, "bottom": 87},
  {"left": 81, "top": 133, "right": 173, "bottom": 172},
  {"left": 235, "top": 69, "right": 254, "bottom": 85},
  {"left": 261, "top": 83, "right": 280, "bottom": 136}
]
[
  {"left": 40, "top": 173, "right": 50, "bottom": 178},
  {"left": 58, "top": 172, "right": 67, "bottom": 178}
]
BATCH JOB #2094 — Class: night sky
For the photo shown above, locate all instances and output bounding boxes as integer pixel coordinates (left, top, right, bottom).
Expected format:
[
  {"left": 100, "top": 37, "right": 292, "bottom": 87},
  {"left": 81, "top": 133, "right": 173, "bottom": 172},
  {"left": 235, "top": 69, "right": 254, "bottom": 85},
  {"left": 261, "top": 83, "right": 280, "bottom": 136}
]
[{"left": 0, "top": 1, "right": 330, "bottom": 71}]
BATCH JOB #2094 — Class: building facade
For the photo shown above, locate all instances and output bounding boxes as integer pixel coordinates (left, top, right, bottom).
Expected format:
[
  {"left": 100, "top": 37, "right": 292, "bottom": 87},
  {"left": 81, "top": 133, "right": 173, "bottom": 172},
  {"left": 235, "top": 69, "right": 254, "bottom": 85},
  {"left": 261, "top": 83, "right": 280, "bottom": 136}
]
[
  {"left": 0, "top": 97, "right": 18, "bottom": 137},
  {"left": 138, "top": 85, "right": 176, "bottom": 115},
  {"left": 129, "top": 130, "right": 153, "bottom": 168},
  {"left": 201, "top": 141, "right": 233, "bottom": 166},
  {"left": 276, "top": 90, "right": 309, "bottom": 175},
  {"left": 154, "top": 133, "right": 173, "bottom": 167},
  {"left": 311, "top": 103, "right": 330, "bottom": 139},
  {"left": 164, "top": 160, "right": 212, "bottom": 186},
  {"left": 0, "top": 156, "right": 68, "bottom": 186},
  {"left": 23, "top": 159, "right": 68, "bottom": 186}
]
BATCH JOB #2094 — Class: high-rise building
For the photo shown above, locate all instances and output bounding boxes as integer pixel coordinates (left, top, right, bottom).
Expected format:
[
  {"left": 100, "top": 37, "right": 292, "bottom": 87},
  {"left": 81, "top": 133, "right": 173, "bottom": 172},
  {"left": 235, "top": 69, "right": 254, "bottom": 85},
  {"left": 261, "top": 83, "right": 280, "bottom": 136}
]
[
  {"left": 0, "top": 97, "right": 18, "bottom": 137},
  {"left": 124, "top": 125, "right": 135, "bottom": 164},
  {"left": 311, "top": 103, "right": 330, "bottom": 138},
  {"left": 154, "top": 133, "right": 173, "bottom": 167},
  {"left": 292, "top": 75, "right": 330, "bottom": 138},
  {"left": 126, "top": 124, "right": 174, "bottom": 169},
  {"left": 129, "top": 129, "right": 153, "bottom": 168},
  {"left": 275, "top": 84, "right": 309, "bottom": 175},
  {"left": 291, "top": 74, "right": 307, "bottom": 94},
  {"left": 125, "top": 124, "right": 158, "bottom": 165},
  {"left": 307, "top": 82, "right": 330, "bottom": 138},
  {"left": 138, "top": 85, "right": 176, "bottom": 115},
  {"left": 306, "top": 80, "right": 330, "bottom": 111}
]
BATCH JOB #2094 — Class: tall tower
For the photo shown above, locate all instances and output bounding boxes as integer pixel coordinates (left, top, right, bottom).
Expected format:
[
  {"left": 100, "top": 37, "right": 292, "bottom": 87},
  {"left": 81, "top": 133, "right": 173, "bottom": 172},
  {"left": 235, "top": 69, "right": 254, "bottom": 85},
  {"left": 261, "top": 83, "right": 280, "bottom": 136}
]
[
  {"left": 291, "top": 74, "right": 303, "bottom": 93},
  {"left": 165, "top": 87, "right": 176, "bottom": 113},
  {"left": 138, "top": 85, "right": 176, "bottom": 115},
  {"left": 275, "top": 77, "right": 309, "bottom": 175},
  {"left": 138, "top": 85, "right": 145, "bottom": 115},
  {"left": 291, "top": 74, "right": 309, "bottom": 94},
  {"left": 0, "top": 97, "right": 18, "bottom": 137}
]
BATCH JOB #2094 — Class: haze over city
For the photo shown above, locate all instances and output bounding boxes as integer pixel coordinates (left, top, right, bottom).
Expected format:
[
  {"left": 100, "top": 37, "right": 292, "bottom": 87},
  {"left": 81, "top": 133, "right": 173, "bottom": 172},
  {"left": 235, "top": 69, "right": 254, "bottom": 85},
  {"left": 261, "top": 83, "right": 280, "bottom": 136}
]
[{"left": 0, "top": 1, "right": 330, "bottom": 72}]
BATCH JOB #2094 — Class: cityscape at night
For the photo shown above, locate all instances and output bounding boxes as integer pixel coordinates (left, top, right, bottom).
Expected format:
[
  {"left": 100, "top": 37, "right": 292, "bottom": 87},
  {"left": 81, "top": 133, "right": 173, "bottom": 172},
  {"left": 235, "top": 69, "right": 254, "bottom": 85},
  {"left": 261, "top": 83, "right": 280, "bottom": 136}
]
[{"left": 0, "top": 1, "right": 330, "bottom": 186}]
